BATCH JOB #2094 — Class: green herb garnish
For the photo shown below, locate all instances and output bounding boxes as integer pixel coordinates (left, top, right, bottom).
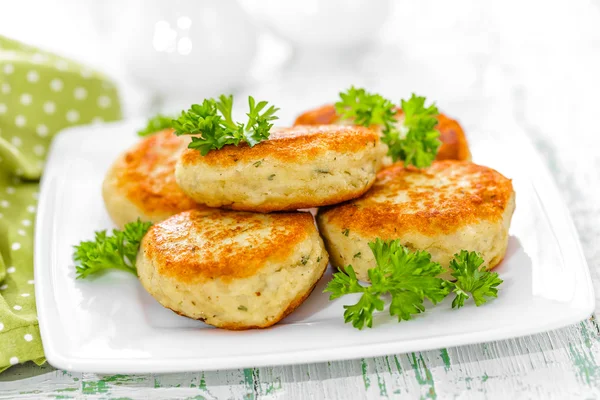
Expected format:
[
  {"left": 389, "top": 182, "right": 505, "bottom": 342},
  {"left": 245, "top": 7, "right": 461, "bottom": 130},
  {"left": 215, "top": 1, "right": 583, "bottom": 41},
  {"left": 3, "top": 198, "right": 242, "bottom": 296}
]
[
  {"left": 172, "top": 95, "right": 279, "bottom": 156},
  {"left": 324, "top": 239, "right": 503, "bottom": 329},
  {"left": 73, "top": 220, "right": 152, "bottom": 279},
  {"left": 325, "top": 239, "right": 448, "bottom": 329},
  {"left": 335, "top": 87, "right": 441, "bottom": 168},
  {"left": 446, "top": 250, "right": 503, "bottom": 308},
  {"left": 137, "top": 114, "right": 174, "bottom": 136},
  {"left": 387, "top": 94, "right": 441, "bottom": 168},
  {"left": 335, "top": 86, "right": 396, "bottom": 131}
]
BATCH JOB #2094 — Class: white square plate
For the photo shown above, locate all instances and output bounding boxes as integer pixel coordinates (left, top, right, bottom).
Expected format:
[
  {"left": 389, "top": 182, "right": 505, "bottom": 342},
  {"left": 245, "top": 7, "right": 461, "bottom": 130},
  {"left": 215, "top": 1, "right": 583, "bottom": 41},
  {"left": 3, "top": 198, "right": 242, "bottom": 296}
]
[{"left": 35, "top": 119, "right": 594, "bottom": 373}]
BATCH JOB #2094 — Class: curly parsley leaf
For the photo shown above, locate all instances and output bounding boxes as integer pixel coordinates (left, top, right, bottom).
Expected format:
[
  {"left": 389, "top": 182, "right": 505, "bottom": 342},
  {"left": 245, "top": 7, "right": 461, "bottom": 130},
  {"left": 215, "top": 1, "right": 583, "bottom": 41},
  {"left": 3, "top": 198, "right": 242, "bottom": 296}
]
[
  {"left": 446, "top": 250, "right": 503, "bottom": 308},
  {"left": 73, "top": 220, "right": 152, "bottom": 279},
  {"left": 335, "top": 88, "right": 442, "bottom": 168},
  {"left": 324, "top": 239, "right": 448, "bottom": 329},
  {"left": 172, "top": 95, "right": 279, "bottom": 155},
  {"left": 334, "top": 86, "right": 397, "bottom": 131},
  {"left": 244, "top": 96, "right": 279, "bottom": 146},
  {"left": 326, "top": 240, "right": 504, "bottom": 329},
  {"left": 388, "top": 94, "right": 441, "bottom": 168},
  {"left": 137, "top": 114, "right": 174, "bottom": 137}
]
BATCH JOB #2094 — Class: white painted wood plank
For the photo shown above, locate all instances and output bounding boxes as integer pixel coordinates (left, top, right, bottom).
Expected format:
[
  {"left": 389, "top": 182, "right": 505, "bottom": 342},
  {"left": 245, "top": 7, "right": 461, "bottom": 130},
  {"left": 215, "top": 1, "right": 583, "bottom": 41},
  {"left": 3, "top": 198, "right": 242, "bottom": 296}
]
[{"left": 1, "top": 320, "right": 599, "bottom": 399}]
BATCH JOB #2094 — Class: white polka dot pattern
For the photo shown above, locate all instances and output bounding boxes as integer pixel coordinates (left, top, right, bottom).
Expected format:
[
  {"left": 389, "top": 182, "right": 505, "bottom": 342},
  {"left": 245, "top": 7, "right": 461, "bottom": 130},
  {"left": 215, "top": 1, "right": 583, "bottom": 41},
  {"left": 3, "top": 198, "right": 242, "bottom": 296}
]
[
  {"left": 49, "top": 78, "right": 63, "bottom": 92},
  {"left": 66, "top": 109, "right": 79, "bottom": 123},
  {"left": 42, "top": 101, "right": 56, "bottom": 114},
  {"left": 14, "top": 115, "right": 26, "bottom": 127},
  {"left": 20, "top": 93, "right": 32, "bottom": 105},
  {"left": 55, "top": 60, "right": 68, "bottom": 71},
  {"left": 0, "top": 35, "right": 121, "bottom": 370},
  {"left": 11, "top": 136, "right": 22, "bottom": 147},
  {"left": 36, "top": 124, "right": 49, "bottom": 137},
  {"left": 27, "top": 70, "right": 39, "bottom": 83},
  {"left": 31, "top": 53, "right": 46, "bottom": 63},
  {"left": 74, "top": 87, "right": 87, "bottom": 100},
  {"left": 97, "top": 95, "right": 111, "bottom": 108}
]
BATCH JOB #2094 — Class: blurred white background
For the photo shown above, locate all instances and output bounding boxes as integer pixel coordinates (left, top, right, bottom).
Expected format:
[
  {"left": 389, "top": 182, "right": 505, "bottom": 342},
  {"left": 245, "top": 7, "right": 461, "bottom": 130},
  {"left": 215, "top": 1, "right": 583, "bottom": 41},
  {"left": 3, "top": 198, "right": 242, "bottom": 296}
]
[{"left": 1, "top": 0, "right": 599, "bottom": 144}]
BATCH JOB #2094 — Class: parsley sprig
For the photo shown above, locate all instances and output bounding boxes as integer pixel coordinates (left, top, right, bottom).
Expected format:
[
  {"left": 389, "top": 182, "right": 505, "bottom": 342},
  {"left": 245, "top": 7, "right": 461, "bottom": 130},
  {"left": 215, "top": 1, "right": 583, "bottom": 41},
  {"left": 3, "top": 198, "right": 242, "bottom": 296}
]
[
  {"left": 326, "top": 239, "right": 448, "bottom": 329},
  {"left": 73, "top": 220, "right": 152, "bottom": 279},
  {"left": 172, "top": 95, "right": 279, "bottom": 155},
  {"left": 335, "top": 87, "right": 397, "bottom": 132},
  {"left": 325, "top": 239, "right": 503, "bottom": 329},
  {"left": 137, "top": 114, "right": 174, "bottom": 137},
  {"left": 446, "top": 250, "right": 503, "bottom": 308},
  {"left": 335, "top": 87, "right": 442, "bottom": 168}
]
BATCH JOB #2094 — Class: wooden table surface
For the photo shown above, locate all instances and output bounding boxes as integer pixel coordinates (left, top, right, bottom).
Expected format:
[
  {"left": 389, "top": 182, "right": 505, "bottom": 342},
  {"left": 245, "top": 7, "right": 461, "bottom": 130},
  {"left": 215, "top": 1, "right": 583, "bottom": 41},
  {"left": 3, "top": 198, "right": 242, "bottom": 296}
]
[{"left": 1, "top": 1, "right": 600, "bottom": 398}]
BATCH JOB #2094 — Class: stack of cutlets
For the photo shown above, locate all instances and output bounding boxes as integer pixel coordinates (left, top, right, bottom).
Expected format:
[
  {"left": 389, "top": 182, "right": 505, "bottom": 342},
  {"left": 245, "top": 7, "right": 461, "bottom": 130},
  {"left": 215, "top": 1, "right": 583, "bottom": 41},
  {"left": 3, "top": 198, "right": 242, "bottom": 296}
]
[{"left": 102, "top": 101, "right": 514, "bottom": 329}]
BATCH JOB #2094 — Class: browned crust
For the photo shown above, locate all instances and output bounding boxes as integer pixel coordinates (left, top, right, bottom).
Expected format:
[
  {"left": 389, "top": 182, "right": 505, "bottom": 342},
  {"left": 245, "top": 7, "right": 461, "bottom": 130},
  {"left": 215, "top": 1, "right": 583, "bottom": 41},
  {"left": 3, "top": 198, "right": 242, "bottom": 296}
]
[
  {"left": 433, "top": 113, "right": 472, "bottom": 161},
  {"left": 217, "top": 178, "right": 376, "bottom": 213},
  {"left": 110, "top": 129, "right": 206, "bottom": 216},
  {"left": 318, "top": 160, "right": 514, "bottom": 237},
  {"left": 180, "top": 125, "right": 380, "bottom": 167},
  {"left": 293, "top": 104, "right": 471, "bottom": 162},
  {"left": 143, "top": 209, "right": 316, "bottom": 283},
  {"left": 294, "top": 104, "right": 339, "bottom": 125}
]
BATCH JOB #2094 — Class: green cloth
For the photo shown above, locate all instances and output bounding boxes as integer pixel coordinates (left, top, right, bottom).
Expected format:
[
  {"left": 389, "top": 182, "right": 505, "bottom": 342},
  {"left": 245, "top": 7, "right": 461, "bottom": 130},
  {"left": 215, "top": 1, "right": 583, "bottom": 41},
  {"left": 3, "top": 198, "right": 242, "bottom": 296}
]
[{"left": 0, "top": 35, "right": 121, "bottom": 372}]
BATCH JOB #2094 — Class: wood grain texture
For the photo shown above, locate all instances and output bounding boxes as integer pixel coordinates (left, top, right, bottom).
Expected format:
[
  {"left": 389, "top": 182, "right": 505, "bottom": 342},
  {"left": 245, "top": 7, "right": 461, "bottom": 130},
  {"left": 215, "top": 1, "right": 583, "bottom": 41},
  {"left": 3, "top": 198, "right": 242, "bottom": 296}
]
[{"left": 1, "top": 320, "right": 600, "bottom": 399}]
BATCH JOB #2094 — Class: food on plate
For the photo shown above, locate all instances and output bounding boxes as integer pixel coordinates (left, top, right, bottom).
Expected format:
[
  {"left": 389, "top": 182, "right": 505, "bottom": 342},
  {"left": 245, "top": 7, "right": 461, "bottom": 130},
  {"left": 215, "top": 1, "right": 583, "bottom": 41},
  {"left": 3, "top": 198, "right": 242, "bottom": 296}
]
[
  {"left": 175, "top": 125, "right": 386, "bottom": 212},
  {"left": 317, "top": 160, "right": 515, "bottom": 282},
  {"left": 102, "top": 129, "right": 207, "bottom": 228},
  {"left": 74, "top": 90, "right": 511, "bottom": 330},
  {"left": 295, "top": 87, "right": 471, "bottom": 166},
  {"left": 136, "top": 209, "right": 328, "bottom": 329},
  {"left": 325, "top": 238, "right": 503, "bottom": 329}
]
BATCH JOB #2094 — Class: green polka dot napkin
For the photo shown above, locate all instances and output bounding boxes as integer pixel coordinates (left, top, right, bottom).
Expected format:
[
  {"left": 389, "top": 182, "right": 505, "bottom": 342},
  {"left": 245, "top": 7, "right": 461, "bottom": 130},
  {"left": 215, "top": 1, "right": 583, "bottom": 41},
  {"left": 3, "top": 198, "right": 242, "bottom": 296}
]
[{"left": 0, "top": 35, "right": 121, "bottom": 372}]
